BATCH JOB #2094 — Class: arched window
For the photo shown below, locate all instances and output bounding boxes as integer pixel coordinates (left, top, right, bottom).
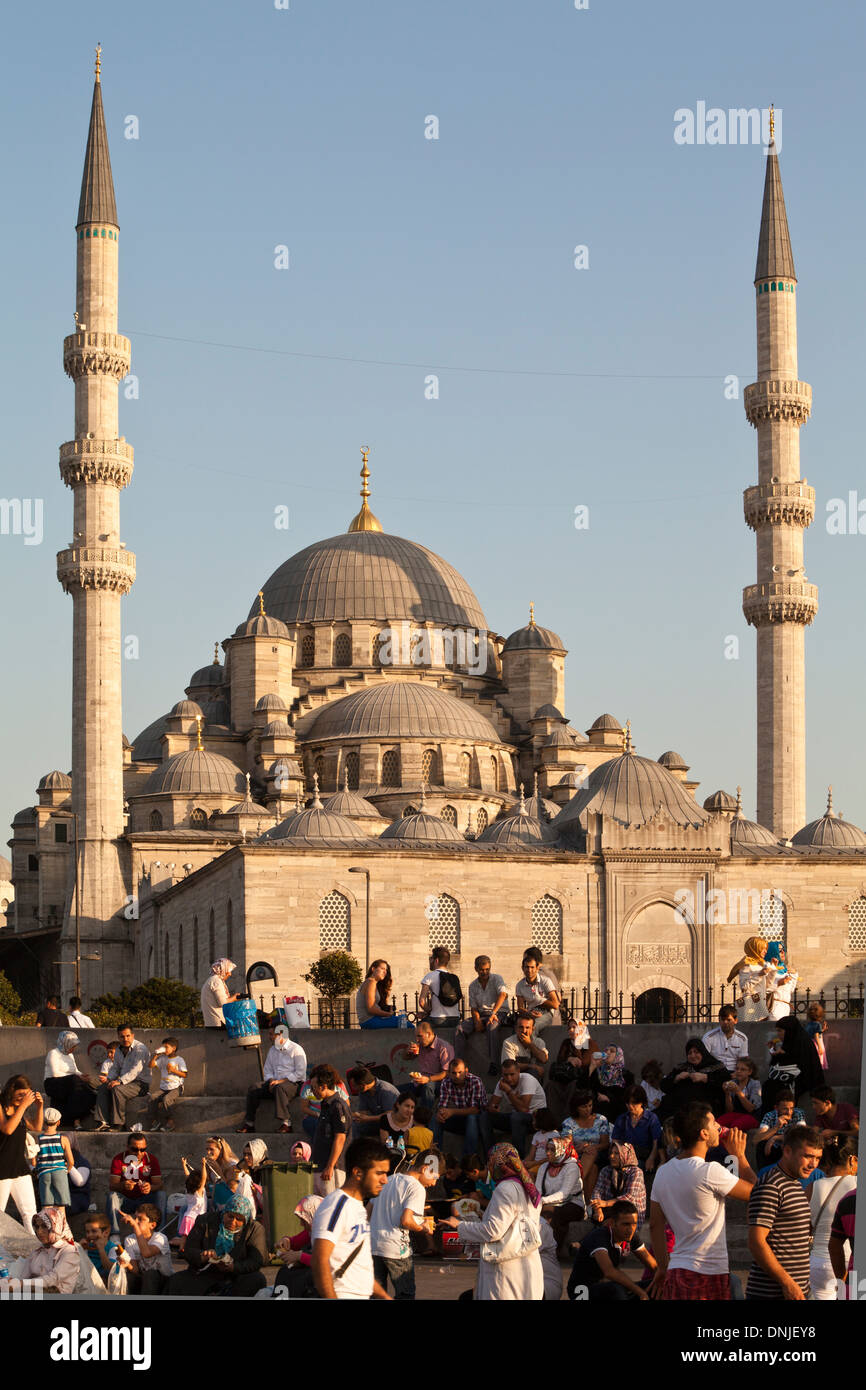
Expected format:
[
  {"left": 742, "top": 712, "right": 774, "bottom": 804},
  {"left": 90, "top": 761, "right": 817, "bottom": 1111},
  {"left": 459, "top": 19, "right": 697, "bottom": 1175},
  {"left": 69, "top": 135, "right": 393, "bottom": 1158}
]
[
  {"left": 227, "top": 899, "right": 233, "bottom": 960},
  {"left": 190, "top": 808, "right": 207, "bottom": 828},
  {"left": 426, "top": 893, "right": 460, "bottom": 954},
  {"left": 381, "top": 749, "right": 400, "bottom": 786},
  {"left": 192, "top": 917, "right": 199, "bottom": 978},
  {"left": 208, "top": 908, "right": 215, "bottom": 962},
  {"left": 421, "top": 749, "right": 439, "bottom": 784},
  {"left": 459, "top": 752, "right": 472, "bottom": 787},
  {"left": 301, "top": 633, "right": 315, "bottom": 667},
  {"left": 441, "top": 805, "right": 458, "bottom": 826},
  {"left": 476, "top": 807, "right": 488, "bottom": 833},
  {"left": 848, "top": 897, "right": 866, "bottom": 953},
  {"left": 402, "top": 805, "right": 419, "bottom": 817},
  {"left": 345, "top": 751, "right": 360, "bottom": 790},
  {"left": 163, "top": 933, "right": 171, "bottom": 977},
  {"left": 314, "top": 755, "right": 325, "bottom": 787},
  {"left": 490, "top": 756, "right": 499, "bottom": 792},
  {"left": 334, "top": 632, "right": 352, "bottom": 667},
  {"left": 532, "top": 894, "right": 563, "bottom": 954},
  {"left": 319, "top": 890, "right": 350, "bottom": 952},
  {"left": 758, "top": 892, "right": 787, "bottom": 950},
  {"left": 192, "top": 916, "right": 198, "bottom": 975},
  {"left": 149, "top": 810, "right": 163, "bottom": 830}
]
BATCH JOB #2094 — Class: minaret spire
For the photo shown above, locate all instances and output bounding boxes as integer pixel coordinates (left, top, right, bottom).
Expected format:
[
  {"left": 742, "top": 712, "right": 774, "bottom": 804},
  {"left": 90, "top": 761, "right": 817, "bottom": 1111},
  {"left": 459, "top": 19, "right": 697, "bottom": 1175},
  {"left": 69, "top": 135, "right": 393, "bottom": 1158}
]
[
  {"left": 77, "top": 51, "right": 117, "bottom": 227},
  {"left": 742, "top": 131, "right": 816, "bottom": 839}
]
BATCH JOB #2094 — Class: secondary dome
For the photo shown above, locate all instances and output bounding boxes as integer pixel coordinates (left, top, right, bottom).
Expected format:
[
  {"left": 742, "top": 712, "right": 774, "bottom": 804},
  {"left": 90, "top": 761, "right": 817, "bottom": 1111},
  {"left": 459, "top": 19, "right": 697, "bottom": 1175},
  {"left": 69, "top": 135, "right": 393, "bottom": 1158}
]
[
  {"left": 380, "top": 809, "right": 465, "bottom": 845},
  {"left": 322, "top": 787, "right": 381, "bottom": 819},
  {"left": 38, "top": 770, "right": 72, "bottom": 790},
  {"left": 480, "top": 796, "right": 556, "bottom": 847},
  {"left": 255, "top": 694, "right": 289, "bottom": 714},
  {"left": 588, "top": 713, "right": 622, "bottom": 733},
  {"left": 307, "top": 682, "right": 504, "bottom": 744},
  {"left": 792, "top": 789, "right": 866, "bottom": 849},
  {"left": 553, "top": 752, "right": 709, "bottom": 831},
  {"left": 170, "top": 700, "right": 203, "bottom": 718},
  {"left": 253, "top": 530, "right": 487, "bottom": 630},
  {"left": 704, "top": 789, "right": 738, "bottom": 813},
  {"left": 731, "top": 815, "right": 780, "bottom": 848},
  {"left": 235, "top": 613, "right": 290, "bottom": 639},
  {"left": 502, "top": 615, "right": 565, "bottom": 653},
  {"left": 144, "top": 748, "right": 245, "bottom": 797},
  {"left": 187, "top": 661, "right": 224, "bottom": 691},
  {"left": 259, "top": 803, "right": 369, "bottom": 844},
  {"left": 658, "top": 750, "right": 689, "bottom": 771},
  {"left": 131, "top": 713, "right": 169, "bottom": 761}
]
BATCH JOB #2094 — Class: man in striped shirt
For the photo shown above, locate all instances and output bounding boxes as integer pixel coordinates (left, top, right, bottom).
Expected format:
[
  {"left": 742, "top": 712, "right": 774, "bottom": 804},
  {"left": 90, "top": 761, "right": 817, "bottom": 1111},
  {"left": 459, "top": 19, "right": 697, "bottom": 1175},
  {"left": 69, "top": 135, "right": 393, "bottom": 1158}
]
[{"left": 746, "top": 1125, "right": 824, "bottom": 1299}]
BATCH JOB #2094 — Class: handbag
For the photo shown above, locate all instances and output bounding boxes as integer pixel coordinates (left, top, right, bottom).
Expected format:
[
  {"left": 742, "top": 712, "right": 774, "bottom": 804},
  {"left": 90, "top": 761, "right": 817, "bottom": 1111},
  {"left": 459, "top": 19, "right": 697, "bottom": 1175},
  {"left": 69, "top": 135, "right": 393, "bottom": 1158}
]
[
  {"left": 768, "top": 1063, "right": 800, "bottom": 1083},
  {"left": 480, "top": 1198, "right": 542, "bottom": 1264}
]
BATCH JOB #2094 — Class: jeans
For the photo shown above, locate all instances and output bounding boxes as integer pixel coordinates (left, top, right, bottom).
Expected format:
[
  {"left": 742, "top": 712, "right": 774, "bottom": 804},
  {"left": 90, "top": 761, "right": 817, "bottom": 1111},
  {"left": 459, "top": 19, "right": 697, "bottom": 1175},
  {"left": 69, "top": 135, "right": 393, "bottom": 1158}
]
[
  {"left": 486, "top": 1109, "right": 534, "bottom": 1158},
  {"left": 107, "top": 1188, "right": 167, "bottom": 1236},
  {"left": 373, "top": 1254, "right": 416, "bottom": 1300},
  {"left": 38, "top": 1168, "right": 70, "bottom": 1207},
  {"left": 432, "top": 1112, "right": 484, "bottom": 1158},
  {"left": 455, "top": 1011, "right": 509, "bottom": 1064}
]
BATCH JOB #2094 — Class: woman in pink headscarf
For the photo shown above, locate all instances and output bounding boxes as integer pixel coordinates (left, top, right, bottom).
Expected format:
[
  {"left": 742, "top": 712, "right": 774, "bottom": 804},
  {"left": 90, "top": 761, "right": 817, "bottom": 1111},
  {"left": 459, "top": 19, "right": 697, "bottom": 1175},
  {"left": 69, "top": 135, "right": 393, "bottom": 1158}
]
[
  {"left": 200, "top": 959, "right": 239, "bottom": 1029},
  {"left": 442, "top": 1143, "right": 544, "bottom": 1301}
]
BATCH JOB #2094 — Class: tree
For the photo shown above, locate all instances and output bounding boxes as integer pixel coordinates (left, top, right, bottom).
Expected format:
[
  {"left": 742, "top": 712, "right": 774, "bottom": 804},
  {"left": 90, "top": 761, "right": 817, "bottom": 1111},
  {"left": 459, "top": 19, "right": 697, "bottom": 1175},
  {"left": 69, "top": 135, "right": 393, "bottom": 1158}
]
[
  {"left": 303, "top": 951, "right": 362, "bottom": 1028},
  {"left": 0, "top": 971, "right": 21, "bottom": 1024}
]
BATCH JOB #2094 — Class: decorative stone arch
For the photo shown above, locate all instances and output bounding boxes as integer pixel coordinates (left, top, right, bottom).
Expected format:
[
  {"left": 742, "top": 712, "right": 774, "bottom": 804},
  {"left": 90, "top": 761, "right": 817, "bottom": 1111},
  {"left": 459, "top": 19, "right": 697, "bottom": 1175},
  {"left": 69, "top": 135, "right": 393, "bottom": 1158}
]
[
  {"left": 617, "top": 895, "right": 702, "bottom": 1000},
  {"left": 333, "top": 631, "right": 352, "bottom": 668},
  {"left": 319, "top": 888, "right": 352, "bottom": 953},
  {"left": 844, "top": 889, "right": 866, "bottom": 957},
  {"left": 190, "top": 806, "right": 209, "bottom": 828},
  {"left": 424, "top": 884, "right": 468, "bottom": 959}
]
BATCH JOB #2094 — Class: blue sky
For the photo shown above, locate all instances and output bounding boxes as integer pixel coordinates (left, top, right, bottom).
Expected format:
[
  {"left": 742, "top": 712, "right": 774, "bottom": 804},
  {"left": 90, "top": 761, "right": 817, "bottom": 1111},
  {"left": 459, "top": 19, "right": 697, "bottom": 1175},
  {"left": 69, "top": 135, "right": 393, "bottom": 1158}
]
[{"left": 2, "top": 0, "right": 865, "bottom": 839}]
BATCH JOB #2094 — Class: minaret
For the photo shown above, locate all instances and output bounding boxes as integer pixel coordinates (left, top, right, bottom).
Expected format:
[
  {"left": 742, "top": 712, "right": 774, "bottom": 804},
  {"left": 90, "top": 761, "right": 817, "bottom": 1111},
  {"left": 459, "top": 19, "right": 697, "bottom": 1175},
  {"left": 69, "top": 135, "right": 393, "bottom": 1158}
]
[
  {"left": 742, "top": 110, "right": 817, "bottom": 840},
  {"left": 56, "top": 50, "right": 135, "bottom": 994}
]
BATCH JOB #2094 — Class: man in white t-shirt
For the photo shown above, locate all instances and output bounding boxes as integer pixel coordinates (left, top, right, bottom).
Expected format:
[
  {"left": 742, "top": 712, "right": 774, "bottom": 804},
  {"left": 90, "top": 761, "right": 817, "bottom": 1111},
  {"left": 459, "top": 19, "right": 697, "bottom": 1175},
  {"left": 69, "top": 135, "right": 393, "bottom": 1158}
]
[
  {"left": 312, "top": 1138, "right": 393, "bottom": 1300},
  {"left": 515, "top": 949, "right": 561, "bottom": 1036},
  {"left": 200, "top": 958, "right": 239, "bottom": 1028},
  {"left": 649, "top": 1102, "right": 756, "bottom": 1300},
  {"left": 370, "top": 1149, "right": 440, "bottom": 1299},
  {"left": 67, "top": 997, "right": 95, "bottom": 1029},
  {"left": 485, "top": 1060, "right": 546, "bottom": 1157},
  {"left": 419, "top": 946, "right": 462, "bottom": 1025}
]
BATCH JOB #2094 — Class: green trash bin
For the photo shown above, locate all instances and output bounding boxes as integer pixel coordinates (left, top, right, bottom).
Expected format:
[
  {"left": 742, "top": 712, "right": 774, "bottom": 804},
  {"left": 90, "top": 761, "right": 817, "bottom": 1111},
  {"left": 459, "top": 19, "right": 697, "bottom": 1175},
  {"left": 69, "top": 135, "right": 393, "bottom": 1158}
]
[{"left": 261, "top": 1162, "right": 315, "bottom": 1248}]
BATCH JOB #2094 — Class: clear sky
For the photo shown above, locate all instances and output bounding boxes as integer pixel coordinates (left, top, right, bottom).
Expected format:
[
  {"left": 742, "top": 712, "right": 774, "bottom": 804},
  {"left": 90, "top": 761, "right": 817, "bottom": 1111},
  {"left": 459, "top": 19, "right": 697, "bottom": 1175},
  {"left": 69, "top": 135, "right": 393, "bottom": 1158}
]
[{"left": 2, "top": 0, "right": 865, "bottom": 841}]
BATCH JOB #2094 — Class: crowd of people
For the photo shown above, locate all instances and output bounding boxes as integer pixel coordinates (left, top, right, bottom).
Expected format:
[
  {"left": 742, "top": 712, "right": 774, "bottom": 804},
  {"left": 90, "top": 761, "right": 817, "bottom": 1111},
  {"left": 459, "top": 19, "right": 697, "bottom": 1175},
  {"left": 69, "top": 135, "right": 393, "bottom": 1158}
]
[{"left": 0, "top": 937, "right": 860, "bottom": 1301}]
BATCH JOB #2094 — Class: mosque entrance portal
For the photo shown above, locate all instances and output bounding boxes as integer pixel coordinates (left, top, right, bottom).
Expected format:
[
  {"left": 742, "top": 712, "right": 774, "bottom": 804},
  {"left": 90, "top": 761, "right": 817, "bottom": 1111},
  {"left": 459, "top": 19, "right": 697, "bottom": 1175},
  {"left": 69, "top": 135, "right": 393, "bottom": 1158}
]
[{"left": 634, "top": 987, "right": 683, "bottom": 1024}]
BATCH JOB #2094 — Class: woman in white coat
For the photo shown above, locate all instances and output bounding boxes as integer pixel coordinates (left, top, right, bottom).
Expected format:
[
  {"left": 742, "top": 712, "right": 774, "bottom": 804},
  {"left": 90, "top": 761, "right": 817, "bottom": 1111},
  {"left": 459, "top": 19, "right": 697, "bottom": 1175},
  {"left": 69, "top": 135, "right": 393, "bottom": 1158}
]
[
  {"left": 444, "top": 1143, "right": 544, "bottom": 1301},
  {"left": 536, "top": 1136, "right": 585, "bottom": 1256}
]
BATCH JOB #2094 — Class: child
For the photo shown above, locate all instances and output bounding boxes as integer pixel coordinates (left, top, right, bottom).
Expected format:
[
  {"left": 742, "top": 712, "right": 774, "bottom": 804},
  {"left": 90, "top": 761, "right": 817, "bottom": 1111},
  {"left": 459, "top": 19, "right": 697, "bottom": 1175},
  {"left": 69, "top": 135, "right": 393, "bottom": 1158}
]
[
  {"left": 441, "top": 1151, "right": 475, "bottom": 1199},
  {"left": 35, "top": 1108, "right": 73, "bottom": 1208},
  {"left": 80, "top": 1212, "right": 118, "bottom": 1283},
  {"left": 178, "top": 1156, "right": 208, "bottom": 1251},
  {"left": 99, "top": 1042, "right": 117, "bottom": 1082},
  {"left": 527, "top": 1108, "right": 560, "bottom": 1174},
  {"left": 755, "top": 1090, "right": 806, "bottom": 1165},
  {"left": 805, "top": 1002, "right": 829, "bottom": 1070},
  {"left": 118, "top": 1204, "right": 174, "bottom": 1293},
  {"left": 461, "top": 1152, "right": 493, "bottom": 1209},
  {"left": 406, "top": 1105, "right": 434, "bottom": 1160},
  {"left": 640, "top": 1060, "right": 664, "bottom": 1112},
  {"left": 146, "top": 1037, "right": 187, "bottom": 1132}
]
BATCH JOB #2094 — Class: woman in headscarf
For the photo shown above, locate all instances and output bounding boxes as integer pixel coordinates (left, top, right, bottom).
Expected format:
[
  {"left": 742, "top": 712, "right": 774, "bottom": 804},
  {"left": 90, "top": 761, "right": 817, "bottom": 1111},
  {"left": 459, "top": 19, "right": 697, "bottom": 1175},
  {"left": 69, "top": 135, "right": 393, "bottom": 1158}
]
[
  {"left": 536, "top": 1136, "right": 586, "bottom": 1257},
  {"left": 239, "top": 1138, "right": 268, "bottom": 1213},
  {"left": 442, "top": 1143, "right": 544, "bottom": 1301},
  {"left": 727, "top": 936, "right": 775, "bottom": 1023},
  {"left": 659, "top": 1038, "right": 728, "bottom": 1121},
  {"left": 43, "top": 1031, "right": 96, "bottom": 1128},
  {"left": 200, "top": 959, "right": 239, "bottom": 1029},
  {"left": 763, "top": 1014, "right": 824, "bottom": 1112},
  {"left": 290, "top": 1140, "right": 312, "bottom": 1164},
  {"left": 168, "top": 1192, "right": 268, "bottom": 1297},
  {"left": 590, "top": 1044, "right": 631, "bottom": 1121},
  {"left": 14, "top": 1208, "right": 81, "bottom": 1294},
  {"left": 274, "top": 1193, "right": 323, "bottom": 1296},
  {"left": 545, "top": 1017, "right": 598, "bottom": 1126},
  {"left": 764, "top": 942, "right": 799, "bottom": 1021},
  {"left": 589, "top": 1141, "right": 647, "bottom": 1226}
]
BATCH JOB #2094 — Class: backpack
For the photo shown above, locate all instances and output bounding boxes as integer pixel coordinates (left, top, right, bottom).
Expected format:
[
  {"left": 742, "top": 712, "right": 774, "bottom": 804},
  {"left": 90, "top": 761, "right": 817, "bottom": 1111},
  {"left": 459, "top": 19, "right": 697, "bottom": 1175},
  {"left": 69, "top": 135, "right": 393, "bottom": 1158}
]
[{"left": 436, "top": 972, "right": 463, "bottom": 1008}]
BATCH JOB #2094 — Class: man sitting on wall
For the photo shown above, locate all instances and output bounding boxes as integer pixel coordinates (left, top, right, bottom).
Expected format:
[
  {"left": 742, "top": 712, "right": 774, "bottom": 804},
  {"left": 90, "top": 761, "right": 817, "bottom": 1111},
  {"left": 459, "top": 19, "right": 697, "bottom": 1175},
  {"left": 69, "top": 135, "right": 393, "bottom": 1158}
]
[{"left": 239, "top": 1027, "right": 307, "bottom": 1134}]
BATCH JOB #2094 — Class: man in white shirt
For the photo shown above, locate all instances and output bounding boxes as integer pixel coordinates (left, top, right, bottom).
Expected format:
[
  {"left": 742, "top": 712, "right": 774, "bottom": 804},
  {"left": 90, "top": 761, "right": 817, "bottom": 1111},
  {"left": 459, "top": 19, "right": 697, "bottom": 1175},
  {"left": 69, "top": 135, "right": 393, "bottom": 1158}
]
[
  {"left": 485, "top": 1060, "right": 546, "bottom": 1157},
  {"left": 200, "top": 958, "right": 239, "bottom": 1028},
  {"left": 419, "top": 946, "right": 462, "bottom": 1025},
  {"left": 94, "top": 1025, "right": 151, "bottom": 1131},
  {"left": 145, "top": 1037, "right": 188, "bottom": 1132},
  {"left": 312, "top": 1138, "right": 393, "bottom": 1300},
  {"left": 370, "top": 1149, "right": 440, "bottom": 1299},
  {"left": 240, "top": 1027, "right": 307, "bottom": 1134},
  {"left": 67, "top": 997, "right": 94, "bottom": 1029},
  {"left": 454, "top": 955, "right": 509, "bottom": 1074},
  {"left": 515, "top": 949, "right": 561, "bottom": 1036},
  {"left": 650, "top": 1101, "right": 756, "bottom": 1300},
  {"left": 702, "top": 1005, "right": 749, "bottom": 1073}
]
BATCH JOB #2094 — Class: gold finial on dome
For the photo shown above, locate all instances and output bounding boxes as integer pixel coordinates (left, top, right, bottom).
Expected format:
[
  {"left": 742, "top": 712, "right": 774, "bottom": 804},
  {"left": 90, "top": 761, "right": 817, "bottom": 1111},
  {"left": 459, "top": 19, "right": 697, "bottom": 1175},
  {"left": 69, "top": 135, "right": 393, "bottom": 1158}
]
[
  {"left": 622, "top": 720, "right": 633, "bottom": 754},
  {"left": 529, "top": 602, "right": 536, "bottom": 627},
  {"left": 347, "top": 447, "right": 383, "bottom": 533},
  {"left": 258, "top": 591, "right": 266, "bottom": 617},
  {"left": 94, "top": 44, "right": 102, "bottom": 82},
  {"left": 195, "top": 715, "right": 204, "bottom": 751},
  {"left": 213, "top": 642, "right": 220, "bottom": 665},
  {"left": 769, "top": 104, "right": 774, "bottom": 142}
]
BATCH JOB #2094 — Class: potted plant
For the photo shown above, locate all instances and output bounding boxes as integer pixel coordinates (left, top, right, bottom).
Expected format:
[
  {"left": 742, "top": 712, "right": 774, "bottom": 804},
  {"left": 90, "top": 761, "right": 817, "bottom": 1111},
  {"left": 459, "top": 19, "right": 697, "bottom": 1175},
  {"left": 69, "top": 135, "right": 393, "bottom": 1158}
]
[{"left": 303, "top": 950, "right": 362, "bottom": 1028}]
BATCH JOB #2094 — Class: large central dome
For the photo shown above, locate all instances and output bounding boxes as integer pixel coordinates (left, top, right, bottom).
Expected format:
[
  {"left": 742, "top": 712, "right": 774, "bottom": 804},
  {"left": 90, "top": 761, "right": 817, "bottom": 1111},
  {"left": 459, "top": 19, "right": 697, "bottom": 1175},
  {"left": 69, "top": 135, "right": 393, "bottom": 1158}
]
[{"left": 252, "top": 531, "right": 488, "bottom": 630}]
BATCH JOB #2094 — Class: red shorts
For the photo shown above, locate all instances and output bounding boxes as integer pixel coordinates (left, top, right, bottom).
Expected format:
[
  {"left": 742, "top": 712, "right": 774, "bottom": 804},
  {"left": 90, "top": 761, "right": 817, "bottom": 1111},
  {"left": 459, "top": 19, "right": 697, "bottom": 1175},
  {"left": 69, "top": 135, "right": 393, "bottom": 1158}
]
[{"left": 663, "top": 1268, "right": 731, "bottom": 1301}]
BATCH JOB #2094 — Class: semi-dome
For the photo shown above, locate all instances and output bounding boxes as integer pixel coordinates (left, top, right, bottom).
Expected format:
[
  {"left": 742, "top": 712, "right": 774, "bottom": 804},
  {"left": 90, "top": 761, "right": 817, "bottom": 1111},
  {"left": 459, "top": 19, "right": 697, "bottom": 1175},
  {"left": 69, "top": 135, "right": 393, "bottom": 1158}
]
[
  {"left": 170, "top": 700, "right": 203, "bottom": 718},
  {"left": 380, "top": 809, "right": 465, "bottom": 844},
  {"left": 201, "top": 697, "right": 230, "bottom": 727},
  {"left": 703, "top": 789, "right": 738, "bottom": 813},
  {"left": 658, "top": 750, "right": 689, "bottom": 771},
  {"left": 307, "top": 682, "right": 504, "bottom": 744},
  {"left": 588, "top": 713, "right": 622, "bottom": 733},
  {"left": 253, "top": 530, "right": 487, "bottom": 630},
  {"left": 267, "top": 757, "right": 302, "bottom": 781},
  {"left": 38, "top": 770, "right": 72, "bottom": 790},
  {"left": 131, "top": 713, "right": 169, "bottom": 761},
  {"left": 553, "top": 751, "right": 709, "bottom": 831},
  {"left": 144, "top": 748, "right": 246, "bottom": 797},
  {"left": 791, "top": 789, "right": 866, "bottom": 849},
  {"left": 255, "top": 694, "right": 289, "bottom": 713},
  {"left": 557, "top": 770, "right": 587, "bottom": 788}
]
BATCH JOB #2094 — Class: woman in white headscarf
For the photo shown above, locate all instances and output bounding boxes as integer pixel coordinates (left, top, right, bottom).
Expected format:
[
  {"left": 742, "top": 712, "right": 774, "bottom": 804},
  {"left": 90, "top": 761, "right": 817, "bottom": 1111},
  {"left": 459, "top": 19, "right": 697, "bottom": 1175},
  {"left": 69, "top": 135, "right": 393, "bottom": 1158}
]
[
  {"left": 43, "top": 1032, "right": 96, "bottom": 1129},
  {"left": 200, "top": 960, "right": 239, "bottom": 1028},
  {"left": 12, "top": 1208, "right": 82, "bottom": 1294}
]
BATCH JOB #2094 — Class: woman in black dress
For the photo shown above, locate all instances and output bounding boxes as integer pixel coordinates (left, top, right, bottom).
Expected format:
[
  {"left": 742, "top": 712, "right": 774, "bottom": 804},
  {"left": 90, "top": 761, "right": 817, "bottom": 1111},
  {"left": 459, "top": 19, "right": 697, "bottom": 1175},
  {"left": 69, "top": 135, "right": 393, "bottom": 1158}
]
[
  {"left": 658, "top": 1038, "right": 728, "bottom": 1121},
  {"left": 762, "top": 1014, "right": 824, "bottom": 1113}
]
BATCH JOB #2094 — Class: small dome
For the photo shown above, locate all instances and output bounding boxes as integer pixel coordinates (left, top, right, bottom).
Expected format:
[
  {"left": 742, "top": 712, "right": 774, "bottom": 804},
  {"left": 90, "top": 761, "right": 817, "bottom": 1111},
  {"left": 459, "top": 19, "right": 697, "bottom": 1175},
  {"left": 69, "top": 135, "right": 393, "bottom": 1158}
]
[
  {"left": 502, "top": 620, "right": 565, "bottom": 654},
  {"left": 38, "top": 770, "right": 72, "bottom": 790},
  {"left": 792, "top": 791, "right": 866, "bottom": 848},
  {"left": 543, "top": 727, "right": 578, "bottom": 749},
  {"left": 170, "top": 700, "right": 204, "bottom": 718},
  {"left": 267, "top": 757, "right": 302, "bottom": 781},
  {"left": 235, "top": 613, "right": 290, "bottom": 639},
  {"left": 308, "top": 682, "right": 503, "bottom": 744},
  {"left": 201, "top": 697, "right": 230, "bottom": 727},
  {"left": 255, "top": 694, "right": 289, "bottom": 713},
  {"left": 259, "top": 803, "right": 369, "bottom": 844},
  {"left": 219, "top": 795, "right": 270, "bottom": 819},
  {"left": 0, "top": 855, "right": 13, "bottom": 879},
  {"left": 322, "top": 787, "right": 381, "bottom": 819},
  {"left": 588, "top": 713, "right": 622, "bottom": 733},
  {"left": 557, "top": 770, "right": 587, "bottom": 788},
  {"left": 479, "top": 803, "right": 555, "bottom": 847},
  {"left": 731, "top": 816, "right": 780, "bottom": 847},
  {"left": 144, "top": 748, "right": 245, "bottom": 797},
  {"left": 131, "top": 713, "right": 169, "bottom": 761},
  {"left": 380, "top": 810, "right": 465, "bottom": 844},
  {"left": 553, "top": 751, "right": 709, "bottom": 831},
  {"left": 187, "top": 661, "right": 225, "bottom": 690},
  {"left": 533, "top": 704, "right": 565, "bottom": 721},
  {"left": 658, "top": 751, "right": 689, "bottom": 772},
  {"left": 703, "top": 789, "right": 738, "bottom": 813},
  {"left": 262, "top": 718, "right": 293, "bottom": 738}
]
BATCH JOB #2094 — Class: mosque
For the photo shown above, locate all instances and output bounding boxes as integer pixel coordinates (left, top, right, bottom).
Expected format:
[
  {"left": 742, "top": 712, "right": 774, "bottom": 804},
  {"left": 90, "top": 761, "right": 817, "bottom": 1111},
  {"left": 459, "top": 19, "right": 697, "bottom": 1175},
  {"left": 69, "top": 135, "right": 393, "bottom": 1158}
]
[{"left": 4, "top": 66, "right": 866, "bottom": 1016}]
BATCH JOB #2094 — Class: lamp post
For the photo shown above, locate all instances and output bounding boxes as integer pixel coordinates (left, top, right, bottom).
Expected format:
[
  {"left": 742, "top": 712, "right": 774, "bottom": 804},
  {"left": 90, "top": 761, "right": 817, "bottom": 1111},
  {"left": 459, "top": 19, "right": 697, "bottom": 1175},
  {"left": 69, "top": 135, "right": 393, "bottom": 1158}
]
[{"left": 348, "top": 867, "right": 371, "bottom": 966}]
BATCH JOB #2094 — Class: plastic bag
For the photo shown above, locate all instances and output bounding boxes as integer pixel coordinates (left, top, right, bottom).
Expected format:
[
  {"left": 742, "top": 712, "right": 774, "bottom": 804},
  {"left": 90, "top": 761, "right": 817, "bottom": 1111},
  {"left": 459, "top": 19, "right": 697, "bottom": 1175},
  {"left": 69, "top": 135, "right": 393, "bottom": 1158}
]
[
  {"left": 283, "top": 996, "right": 310, "bottom": 1030},
  {"left": 107, "top": 1261, "right": 129, "bottom": 1296}
]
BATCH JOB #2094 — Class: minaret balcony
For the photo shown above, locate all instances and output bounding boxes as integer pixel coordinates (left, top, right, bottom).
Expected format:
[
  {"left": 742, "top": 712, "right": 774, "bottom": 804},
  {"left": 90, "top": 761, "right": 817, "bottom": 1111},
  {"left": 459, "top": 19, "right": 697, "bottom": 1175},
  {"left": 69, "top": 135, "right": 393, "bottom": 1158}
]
[
  {"left": 59, "top": 438, "right": 134, "bottom": 490},
  {"left": 63, "top": 331, "right": 131, "bottom": 381},
  {"left": 742, "top": 580, "right": 818, "bottom": 627},
  {"left": 56, "top": 545, "right": 136, "bottom": 595},
  {"left": 743, "top": 379, "right": 811, "bottom": 427},
  {"left": 743, "top": 481, "right": 815, "bottom": 530}
]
